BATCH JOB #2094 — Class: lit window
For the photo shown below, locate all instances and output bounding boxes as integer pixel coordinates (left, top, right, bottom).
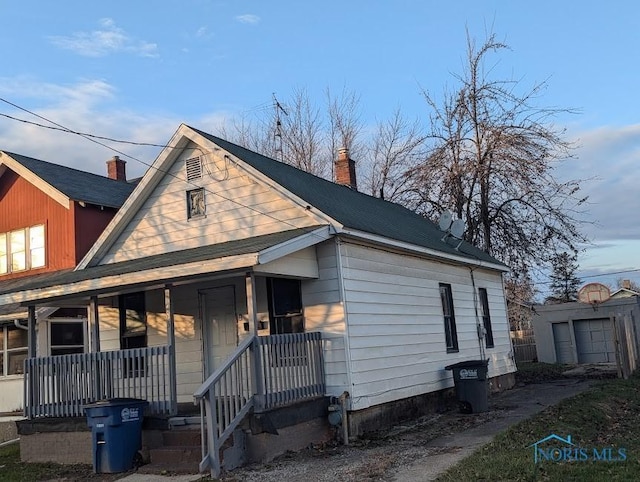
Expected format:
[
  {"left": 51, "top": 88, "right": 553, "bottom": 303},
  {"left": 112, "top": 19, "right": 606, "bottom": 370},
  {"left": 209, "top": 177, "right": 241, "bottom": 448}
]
[
  {"left": 0, "top": 233, "right": 6, "bottom": 274},
  {"left": 0, "top": 225, "right": 46, "bottom": 275},
  {"left": 30, "top": 225, "right": 45, "bottom": 269},
  {"left": 10, "top": 230, "right": 26, "bottom": 271}
]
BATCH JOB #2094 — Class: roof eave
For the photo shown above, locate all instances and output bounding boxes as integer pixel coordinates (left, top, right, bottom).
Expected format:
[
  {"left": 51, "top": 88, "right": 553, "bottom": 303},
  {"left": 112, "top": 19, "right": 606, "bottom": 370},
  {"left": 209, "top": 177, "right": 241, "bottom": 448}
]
[{"left": 337, "top": 227, "right": 509, "bottom": 272}]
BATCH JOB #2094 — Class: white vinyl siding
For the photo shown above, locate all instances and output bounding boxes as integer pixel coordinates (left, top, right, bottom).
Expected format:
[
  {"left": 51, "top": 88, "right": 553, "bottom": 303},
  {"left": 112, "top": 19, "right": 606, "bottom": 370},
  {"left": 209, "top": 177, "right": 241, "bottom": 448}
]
[
  {"left": 338, "top": 241, "right": 514, "bottom": 410},
  {"left": 100, "top": 146, "right": 321, "bottom": 264},
  {"left": 300, "top": 240, "right": 348, "bottom": 397}
]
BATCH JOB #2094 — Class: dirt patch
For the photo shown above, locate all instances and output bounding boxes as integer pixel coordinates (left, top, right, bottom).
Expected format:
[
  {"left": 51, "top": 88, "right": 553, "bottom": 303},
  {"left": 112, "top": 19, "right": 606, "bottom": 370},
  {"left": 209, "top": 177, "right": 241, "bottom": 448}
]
[{"left": 220, "top": 407, "right": 507, "bottom": 482}]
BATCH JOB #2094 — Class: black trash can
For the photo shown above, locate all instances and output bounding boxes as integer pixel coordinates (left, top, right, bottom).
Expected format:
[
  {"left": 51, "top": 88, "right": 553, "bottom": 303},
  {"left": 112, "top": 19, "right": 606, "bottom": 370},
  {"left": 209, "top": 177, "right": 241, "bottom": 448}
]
[
  {"left": 84, "top": 398, "right": 148, "bottom": 473},
  {"left": 445, "top": 359, "right": 489, "bottom": 413}
]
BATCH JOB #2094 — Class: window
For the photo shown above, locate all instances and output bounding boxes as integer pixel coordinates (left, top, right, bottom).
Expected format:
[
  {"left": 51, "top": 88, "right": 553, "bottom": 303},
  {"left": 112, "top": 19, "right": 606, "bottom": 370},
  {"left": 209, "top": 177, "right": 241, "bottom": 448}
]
[
  {"left": 0, "top": 324, "right": 28, "bottom": 376},
  {"left": 187, "top": 188, "right": 206, "bottom": 218},
  {"left": 50, "top": 321, "right": 85, "bottom": 356},
  {"left": 440, "top": 283, "right": 458, "bottom": 352},
  {"left": 119, "top": 293, "right": 147, "bottom": 377},
  {"left": 267, "top": 278, "right": 304, "bottom": 335},
  {"left": 478, "top": 288, "right": 495, "bottom": 348},
  {"left": 0, "top": 225, "right": 46, "bottom": 275},
  {"left": 119, "top": 293, "right": 147, "bottom": 349}
]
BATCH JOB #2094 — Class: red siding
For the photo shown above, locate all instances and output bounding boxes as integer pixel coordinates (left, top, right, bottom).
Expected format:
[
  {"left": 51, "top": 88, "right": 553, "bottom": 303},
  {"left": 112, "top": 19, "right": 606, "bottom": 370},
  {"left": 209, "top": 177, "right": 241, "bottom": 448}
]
[
  {"left": 0, "top": 168, "right": 117, "bottom": 280},
  {"left": 73, "top": 204, "right": 118, "bottom": 263}
]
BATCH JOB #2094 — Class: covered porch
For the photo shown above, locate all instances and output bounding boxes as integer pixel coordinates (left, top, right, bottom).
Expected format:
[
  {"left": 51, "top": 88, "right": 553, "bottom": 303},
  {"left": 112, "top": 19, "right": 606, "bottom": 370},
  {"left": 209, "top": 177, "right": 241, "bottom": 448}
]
[{"left": 0, "top": 229, "right": 333, "bottom": 476}]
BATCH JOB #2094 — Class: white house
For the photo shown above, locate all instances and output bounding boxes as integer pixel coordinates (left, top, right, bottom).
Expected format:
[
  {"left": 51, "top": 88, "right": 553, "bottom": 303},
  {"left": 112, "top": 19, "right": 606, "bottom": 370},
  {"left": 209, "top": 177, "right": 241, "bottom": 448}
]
[{"left": 0, "top": 124, "right": 516, "bottom": 475}]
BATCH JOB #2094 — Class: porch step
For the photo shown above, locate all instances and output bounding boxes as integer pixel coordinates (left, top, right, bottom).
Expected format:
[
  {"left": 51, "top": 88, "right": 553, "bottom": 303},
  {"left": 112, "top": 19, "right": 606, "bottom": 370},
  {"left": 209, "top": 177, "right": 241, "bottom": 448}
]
[{"left": 145, "top": 429, "right": 201, "bottom": 475}]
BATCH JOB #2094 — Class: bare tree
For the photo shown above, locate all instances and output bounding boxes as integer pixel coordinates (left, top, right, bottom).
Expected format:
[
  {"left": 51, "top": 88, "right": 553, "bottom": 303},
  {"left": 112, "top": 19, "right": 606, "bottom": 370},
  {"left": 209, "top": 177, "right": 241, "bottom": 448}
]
[
  {"left": 408, "top": 33, "right": 588, "bottom": 277},
  {"left": 326, "top": 87, "right": 365, "bottom": 177},
  {"left": 279, "top": 88, "right": 327, "bottom": 177},
  {"left": 503, "top": 275, "right": 536, "bottom": 330},
  {"left": 362, "top": 108, "right": 426, "bottom": 202}
]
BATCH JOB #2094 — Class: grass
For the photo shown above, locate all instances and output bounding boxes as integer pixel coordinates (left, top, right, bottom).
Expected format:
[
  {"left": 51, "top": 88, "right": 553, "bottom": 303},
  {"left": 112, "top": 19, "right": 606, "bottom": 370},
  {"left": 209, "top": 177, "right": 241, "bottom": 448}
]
[
  {"left": 514, "top": 361, "right": 571, "bottom": 384},
  {"left": 438, "top": 372, "right": 640, "bottom": 481}
]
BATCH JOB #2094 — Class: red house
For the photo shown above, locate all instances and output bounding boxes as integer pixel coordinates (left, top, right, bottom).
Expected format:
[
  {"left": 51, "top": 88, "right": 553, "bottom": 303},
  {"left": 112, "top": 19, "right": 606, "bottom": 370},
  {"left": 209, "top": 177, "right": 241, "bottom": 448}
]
[{"left": 0, "top": 151, "right": 136, "bottom": 412}]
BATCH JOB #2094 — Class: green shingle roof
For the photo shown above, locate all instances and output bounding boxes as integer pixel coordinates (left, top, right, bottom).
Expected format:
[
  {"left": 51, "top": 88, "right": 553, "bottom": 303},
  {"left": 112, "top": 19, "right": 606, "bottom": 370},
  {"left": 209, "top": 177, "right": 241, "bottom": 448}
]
[
  {"left": 3, "top": 152, "right": 136, "bottom": 208},
  {"left": 191, "top": 127, "right": 504, "bottom": 267}
]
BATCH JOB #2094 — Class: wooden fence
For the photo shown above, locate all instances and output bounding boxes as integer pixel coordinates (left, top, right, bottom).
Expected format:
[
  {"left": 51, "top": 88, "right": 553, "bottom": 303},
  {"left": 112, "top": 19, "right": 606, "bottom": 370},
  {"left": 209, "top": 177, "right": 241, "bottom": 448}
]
[{"left": 510, "top": 329, "right": 538, "bottom": 363}]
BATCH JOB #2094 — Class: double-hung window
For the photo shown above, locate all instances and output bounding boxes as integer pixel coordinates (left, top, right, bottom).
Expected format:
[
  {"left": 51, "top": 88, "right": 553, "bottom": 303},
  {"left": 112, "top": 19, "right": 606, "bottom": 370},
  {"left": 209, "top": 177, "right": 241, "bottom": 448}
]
[
  {"left": 478, "top": 288, "right": 495, "bottom": 348},
  {"left": 440, "top": 283, "right": 459, "bottom": 352},
  {"left": 0, "top": 225, "right": 46, "bottom": 275},
  {"left": 0, "top": 324, "right": 28, "bottom": 376}
]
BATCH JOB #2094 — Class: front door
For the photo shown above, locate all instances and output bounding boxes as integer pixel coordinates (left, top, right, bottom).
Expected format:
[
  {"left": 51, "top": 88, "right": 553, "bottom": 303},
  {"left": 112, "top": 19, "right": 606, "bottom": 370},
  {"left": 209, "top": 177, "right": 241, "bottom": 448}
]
[{"left": 200, "top": 286, "right": 238, "bottom": 377}]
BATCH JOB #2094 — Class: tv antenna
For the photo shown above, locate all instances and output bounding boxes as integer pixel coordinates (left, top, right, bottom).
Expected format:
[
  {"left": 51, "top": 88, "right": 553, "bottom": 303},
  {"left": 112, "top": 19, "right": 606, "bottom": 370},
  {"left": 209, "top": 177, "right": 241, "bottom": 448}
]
[
  {"left": 438, "top": 210, "right": 465, "bottom": 250},
  {"left": 273, "top": 93, "right": 288, "bottom": 161}
]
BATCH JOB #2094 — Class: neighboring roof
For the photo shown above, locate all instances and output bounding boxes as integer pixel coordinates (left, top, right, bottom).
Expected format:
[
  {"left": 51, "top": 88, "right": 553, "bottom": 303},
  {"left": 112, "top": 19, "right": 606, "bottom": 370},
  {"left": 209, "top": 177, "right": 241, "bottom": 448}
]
[
  {"left": 0, "top": 228, "right": 320, "bottom": 303},
  {"left": 190, "top": 126, "right": 504, "bottom": 267},
  {"left": 1, "top": 151, "right": 136, "bottom": 208}
]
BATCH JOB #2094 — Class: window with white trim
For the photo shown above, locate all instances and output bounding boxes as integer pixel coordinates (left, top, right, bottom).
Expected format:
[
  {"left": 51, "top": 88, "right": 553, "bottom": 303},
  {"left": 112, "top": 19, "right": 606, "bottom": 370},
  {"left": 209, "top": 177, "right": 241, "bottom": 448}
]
[
  {"left": 50, "top": 320, "right": 86, "bottom": 356},
  {"left": 0, "top": 225, "right": 46, "bottom": 275},
  {"left": 440, "top": 283, "right": 459, "bottom": 352},
  {"left": 478, "top": 288, "right": 495, "bottom": 348},
  {"left": 0, "top": 324, "right": 28, "bottom": 376}
]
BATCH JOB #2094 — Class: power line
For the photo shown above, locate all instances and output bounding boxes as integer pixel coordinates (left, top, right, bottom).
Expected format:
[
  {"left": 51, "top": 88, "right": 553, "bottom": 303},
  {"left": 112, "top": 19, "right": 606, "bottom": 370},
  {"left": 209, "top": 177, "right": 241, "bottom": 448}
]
[{"left": 0, "top": 96, "right": 328, "bottom": 241}]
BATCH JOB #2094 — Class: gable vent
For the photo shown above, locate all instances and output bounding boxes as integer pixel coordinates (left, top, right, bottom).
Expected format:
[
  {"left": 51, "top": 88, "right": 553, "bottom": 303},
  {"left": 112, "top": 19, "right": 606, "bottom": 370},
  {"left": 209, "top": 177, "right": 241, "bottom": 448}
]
[{"left": 185, "top": 156, "right": 203, "bottom": 181}]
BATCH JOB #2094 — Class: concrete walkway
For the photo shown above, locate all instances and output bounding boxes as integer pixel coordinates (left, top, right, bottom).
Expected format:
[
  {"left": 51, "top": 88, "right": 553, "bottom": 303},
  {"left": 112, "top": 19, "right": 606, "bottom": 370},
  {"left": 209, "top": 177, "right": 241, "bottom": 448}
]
[{"left": 391, "top": 378, "right": 591, "bottom": 481}]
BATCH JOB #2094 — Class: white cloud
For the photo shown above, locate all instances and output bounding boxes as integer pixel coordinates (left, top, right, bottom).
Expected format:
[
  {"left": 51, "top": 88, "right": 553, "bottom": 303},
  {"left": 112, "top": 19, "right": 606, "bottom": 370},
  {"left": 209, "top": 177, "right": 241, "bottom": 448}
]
[
  {"left": 48, "top": 18, "right": 159, "bottom": 58},
  {"left": 561, "top": 124, "right": 640, "bottom": 241},
  {"left": 0, "top": 78, "right": 237, "bottom": 180},
  {"left": 235, "top": 14, "right": 261, "bottom": 25}
]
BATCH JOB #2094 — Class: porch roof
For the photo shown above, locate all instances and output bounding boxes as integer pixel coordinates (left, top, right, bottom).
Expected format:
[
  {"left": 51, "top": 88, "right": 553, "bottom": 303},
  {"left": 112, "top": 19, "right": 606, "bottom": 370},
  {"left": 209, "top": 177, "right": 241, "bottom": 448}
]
[{"left": 0, "top": 227, "right": 324, "bottom": 306}]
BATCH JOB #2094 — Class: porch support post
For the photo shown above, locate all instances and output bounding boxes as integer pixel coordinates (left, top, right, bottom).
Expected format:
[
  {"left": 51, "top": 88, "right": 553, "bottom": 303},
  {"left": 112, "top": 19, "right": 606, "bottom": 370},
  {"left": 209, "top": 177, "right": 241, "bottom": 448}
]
[
  {"left": 246, "top": 272, "right": 265, "bottom": 411},
  {"left": 88, "top": 296, "right": 103, "bottom": 399},
  {"left": 27, "top": 305, "right": 36, "bottom": 358},
  {"left": 165, "top": 284, "right": 178, "bottom": 415},
  {"left": 89, "top": 296, "right": 101, "bottom": 353}
]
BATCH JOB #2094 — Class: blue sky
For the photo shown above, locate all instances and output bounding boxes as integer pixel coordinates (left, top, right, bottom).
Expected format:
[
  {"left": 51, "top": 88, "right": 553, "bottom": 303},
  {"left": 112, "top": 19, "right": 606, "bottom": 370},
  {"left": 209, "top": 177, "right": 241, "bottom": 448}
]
[{"left": 1, "top": 1, "right": 639, "bottom": 295}]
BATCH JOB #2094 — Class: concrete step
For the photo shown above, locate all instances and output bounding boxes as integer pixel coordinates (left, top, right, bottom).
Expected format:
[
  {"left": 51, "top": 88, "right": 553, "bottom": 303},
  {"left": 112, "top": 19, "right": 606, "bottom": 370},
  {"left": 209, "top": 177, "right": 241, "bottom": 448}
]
[
  {"left": 162, "top": 429, "right": 202, "bottom": 446},
  {"left": 149, "top": 445, "right": 201, "bottom": 465}
]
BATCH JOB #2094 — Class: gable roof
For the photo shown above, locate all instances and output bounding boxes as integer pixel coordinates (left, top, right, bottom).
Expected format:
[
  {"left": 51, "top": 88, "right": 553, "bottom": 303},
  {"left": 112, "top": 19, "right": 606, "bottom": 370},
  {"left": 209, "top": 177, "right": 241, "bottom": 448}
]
[
  {"left": 0, "top": 151, "right": 136, "bottom": 208},
  {"left": 190, "top": 126, "right": 504, "bottom": 268}
]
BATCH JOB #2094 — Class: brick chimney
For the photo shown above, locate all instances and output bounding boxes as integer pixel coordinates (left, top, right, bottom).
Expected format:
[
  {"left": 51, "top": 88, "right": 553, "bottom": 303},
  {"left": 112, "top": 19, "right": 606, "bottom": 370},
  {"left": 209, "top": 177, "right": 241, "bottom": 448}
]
[
  {"left": 335, "top": 147, "right": 357, "bottom": 191},
  {"left": 106, "top": 155, "right": 127, "bottom": 181},
  {"left": 622, "top": 279, "right": 632, "bottom": 290}
]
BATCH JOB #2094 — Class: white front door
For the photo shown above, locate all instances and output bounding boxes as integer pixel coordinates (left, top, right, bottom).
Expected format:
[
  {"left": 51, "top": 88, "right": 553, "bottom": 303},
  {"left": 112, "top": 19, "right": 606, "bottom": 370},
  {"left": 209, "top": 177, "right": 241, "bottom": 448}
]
[{"left": 200, "top": 286, "right": 238, "bottom": 377}]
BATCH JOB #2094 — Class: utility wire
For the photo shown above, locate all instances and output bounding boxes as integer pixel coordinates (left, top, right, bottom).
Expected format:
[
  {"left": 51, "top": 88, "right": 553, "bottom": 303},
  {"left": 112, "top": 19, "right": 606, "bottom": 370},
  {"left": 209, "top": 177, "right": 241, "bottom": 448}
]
[{"left": 0, "top": 96, "right": 328, "bottom": 241}]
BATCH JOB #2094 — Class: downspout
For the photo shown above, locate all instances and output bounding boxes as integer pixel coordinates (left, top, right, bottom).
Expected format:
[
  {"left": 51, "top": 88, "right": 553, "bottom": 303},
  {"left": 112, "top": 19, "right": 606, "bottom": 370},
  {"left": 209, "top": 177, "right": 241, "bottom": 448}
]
[
  {"left": 14, "top": 319, "right": 28, "bottom": 330},
  {"left": 335, "top": 238, "right": 355, "bottom": 415}
]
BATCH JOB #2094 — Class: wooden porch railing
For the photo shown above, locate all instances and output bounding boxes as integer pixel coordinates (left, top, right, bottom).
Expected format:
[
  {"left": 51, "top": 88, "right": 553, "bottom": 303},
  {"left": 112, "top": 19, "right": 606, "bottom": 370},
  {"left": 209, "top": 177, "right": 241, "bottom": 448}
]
[
  {"left": 194, "top": 332, "right": 325, "bottom": 478},
  {"left": 24, "top": 345, "right": 175, "bottom": 419}
]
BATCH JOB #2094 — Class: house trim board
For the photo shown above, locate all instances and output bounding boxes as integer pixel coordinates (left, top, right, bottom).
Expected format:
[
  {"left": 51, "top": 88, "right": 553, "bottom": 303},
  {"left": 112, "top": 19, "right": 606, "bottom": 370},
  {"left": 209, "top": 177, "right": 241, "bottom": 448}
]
[
  {"left": 337, "top": 228, "right": 508, "bottom": 272},
  {"left": 3, "top": 254, "right": 258, "bottom": 306},
  {"left": 0, "top": 151, "right": 70, "bottom": 208}
]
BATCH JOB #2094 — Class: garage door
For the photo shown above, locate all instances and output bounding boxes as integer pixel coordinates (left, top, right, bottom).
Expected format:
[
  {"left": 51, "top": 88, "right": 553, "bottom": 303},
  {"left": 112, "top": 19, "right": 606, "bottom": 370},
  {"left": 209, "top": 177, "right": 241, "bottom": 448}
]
[
  {"left": 574, "top": 319, "right": 615, "bottom": 363},
  {"left": 553, "top": 322, "right": 573, "bottom": 364}
]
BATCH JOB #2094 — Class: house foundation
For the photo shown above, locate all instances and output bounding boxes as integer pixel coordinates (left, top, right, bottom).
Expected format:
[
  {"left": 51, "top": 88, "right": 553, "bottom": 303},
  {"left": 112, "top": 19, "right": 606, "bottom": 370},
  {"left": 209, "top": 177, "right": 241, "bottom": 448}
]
[{"left": 347, "top": 373, "right": 515, "bottom": 439}]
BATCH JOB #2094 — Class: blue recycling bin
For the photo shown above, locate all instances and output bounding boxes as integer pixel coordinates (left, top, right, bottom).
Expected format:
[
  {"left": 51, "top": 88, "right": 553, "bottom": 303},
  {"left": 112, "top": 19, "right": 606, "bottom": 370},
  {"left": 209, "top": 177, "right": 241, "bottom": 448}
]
[{"left": 84, "top": 398, "right": 148, "bottom": 473}]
